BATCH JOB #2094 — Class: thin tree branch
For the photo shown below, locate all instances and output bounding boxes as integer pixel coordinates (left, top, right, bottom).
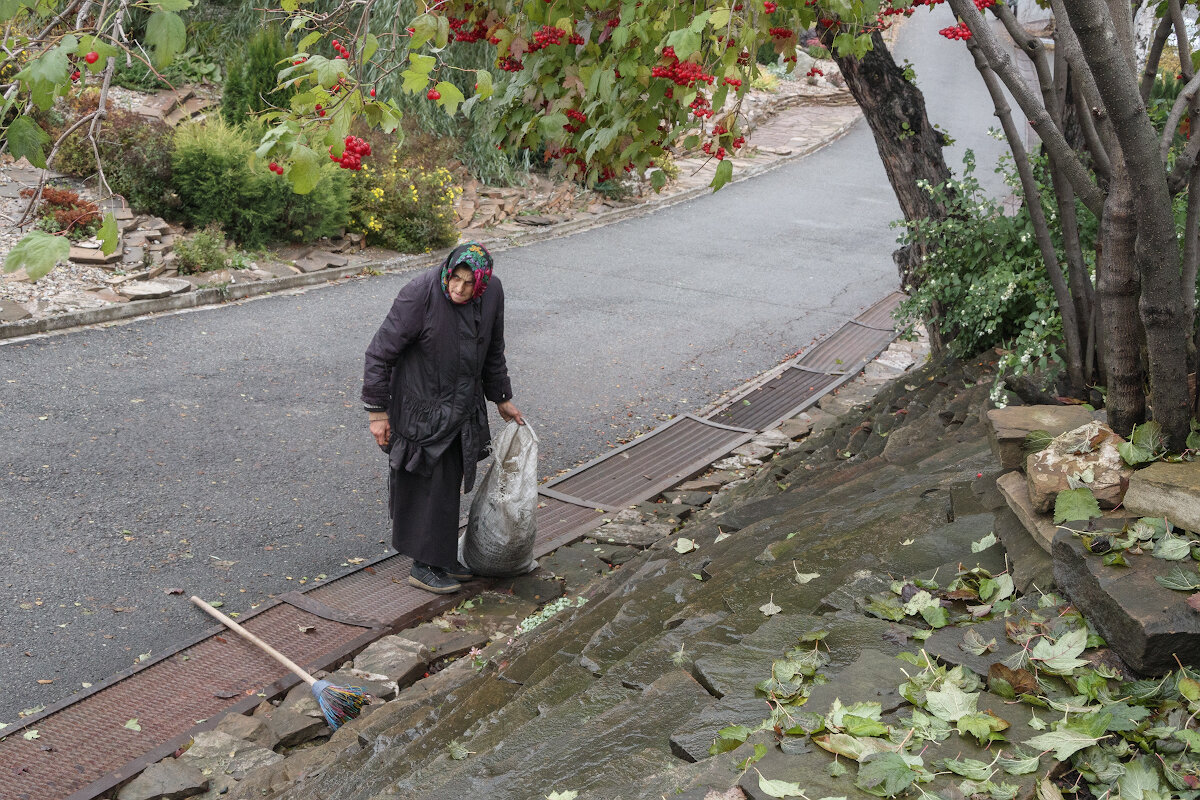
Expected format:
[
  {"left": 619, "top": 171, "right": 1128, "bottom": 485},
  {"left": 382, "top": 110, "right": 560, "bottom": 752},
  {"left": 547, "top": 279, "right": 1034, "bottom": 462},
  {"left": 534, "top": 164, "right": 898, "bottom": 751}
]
[
  {"left": 964, "top": 36, "right": 1087, "bottom": 393},
  {"left": 1161, "top": 71, "right": 1200, "bottom": 162},
  {"left": 1053, "top": 0, "right": 1117, "bottom": 180},
  {"left": 947, "top": 0, "right": 1106, "bottom": 215},
  {"left": 1139, "top": 13, "right": 1173, "bottom": 101}
]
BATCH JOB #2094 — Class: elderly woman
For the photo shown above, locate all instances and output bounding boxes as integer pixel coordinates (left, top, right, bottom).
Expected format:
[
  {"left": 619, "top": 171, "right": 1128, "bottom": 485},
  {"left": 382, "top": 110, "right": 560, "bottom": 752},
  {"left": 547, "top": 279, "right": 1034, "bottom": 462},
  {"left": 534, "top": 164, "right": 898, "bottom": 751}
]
[{"left": 363, "top": 242, "right": 523, "bottom": 594}]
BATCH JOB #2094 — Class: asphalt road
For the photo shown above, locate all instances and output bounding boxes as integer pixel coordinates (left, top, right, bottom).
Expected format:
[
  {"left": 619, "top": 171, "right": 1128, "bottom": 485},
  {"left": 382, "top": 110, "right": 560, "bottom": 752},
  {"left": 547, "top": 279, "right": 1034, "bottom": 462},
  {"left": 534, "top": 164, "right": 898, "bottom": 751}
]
[{"left": 0, "top": 9, "right": 1003, "bottom": 725}]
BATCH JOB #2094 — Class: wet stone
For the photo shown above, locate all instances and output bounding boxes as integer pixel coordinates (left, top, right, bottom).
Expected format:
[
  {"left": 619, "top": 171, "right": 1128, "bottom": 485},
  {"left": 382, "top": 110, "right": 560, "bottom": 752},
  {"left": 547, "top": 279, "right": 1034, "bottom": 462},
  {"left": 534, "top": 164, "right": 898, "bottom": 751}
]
[
  {"left": 178, "top": 731, "right": 284, "bottom": 778},
  {"left": 326, "top": 669, "right": 397, "bottom": 702},
  {"left": 537, "top": 541, "right": 616, "bottom": 588},
  {"left": 213, "top": 711, "right": 279, "bottom": 750},
  {"left": 393, "top": 622, "right": 488, "bottom": 662},
  {"left": 818, "top": 566, "right": 890, "bottom": 613},
  {"left": 994, "top": 505, "right": 1055, "bottom": 595},
  {"left": 262, "top": 706, "right": 328, "bottom": 749},
  {"left": 352, "top": 635, "right": 430, "bottom": 686},
  {"left": 500, "top": 571, "right": 567, "bottom": 605},
  {"left": 594, "top": 519, "right": 673, "bottom": 547},
  {"left": 921, "top": 616, "right": 1022, "bottom": 678},
  {"left": 676, "top": 477, "right": 724, "bottom": 492},
  {"left": 802, "top": 650, "right": 910, "bottom": 715},
  {"left": 117, "top": 759, "right": 208, "bottom": 800},
  {"left": 277, "top": 682, "right": 324, "bottom": 719},
  {"left": 986, "top": 404, "right": 1096, "bottom": 470},
  {"left": 663, "top": 490, "right": 713, "bottom": 507},
  {"left": 1053, "top": 531, "right": 1200, "bottom": 674}
]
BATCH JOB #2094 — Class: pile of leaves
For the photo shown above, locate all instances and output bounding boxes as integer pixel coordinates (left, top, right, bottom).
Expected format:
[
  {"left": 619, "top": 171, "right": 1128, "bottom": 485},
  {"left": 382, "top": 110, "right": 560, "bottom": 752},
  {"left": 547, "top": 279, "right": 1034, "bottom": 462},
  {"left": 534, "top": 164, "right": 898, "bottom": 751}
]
[{"left": 709, "top": 540, "right": 1200, "bottom": 798}]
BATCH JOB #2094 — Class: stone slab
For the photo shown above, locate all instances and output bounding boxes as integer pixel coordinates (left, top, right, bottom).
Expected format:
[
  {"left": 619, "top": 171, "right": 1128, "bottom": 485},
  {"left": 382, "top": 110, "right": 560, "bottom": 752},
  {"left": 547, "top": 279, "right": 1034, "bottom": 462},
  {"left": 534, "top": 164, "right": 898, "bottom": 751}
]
[
  {"left": 213, "top": 711, "right": 279, "bottom": 750},
  {"left": 352, "top": 635, "right": 429, "bottom": 686},
  {"left": 261, "top": 706, "right": 328, "bottom": 748},
  {"left": 393, "top": 622, "right": 488, "bottom": 662},
  {"left": 117, "top": 760, "right": 208, "bottom": 800},
  {"left": 993, "top": 506, "right": 1055, "bottom": 595},
  {"left": 592, "top": 520, "right": 673, "bottom": 547},
  {"left": 999, "top": 470, "right": 1140, "bottom": 555},
  {"left": 801, "top": 649, "right": 910, "bottom": 715},
  {"left": 985, "top": 404, "right": 1095, "bottom": 470},
  {"left": 0, "top": 298, "right": 31, "bottom": 322},
  {"left": 1053, "top": 529, "right": 1200, "bottom": 674},
  {"left": 178, "top": 731, "right": 283, "bottom": 779},
  {"left": 1124, "top": 460, "right": 1200, "bottom": 533},
  {"left": 69, "top": 245, "right": 122, "bottom": 264}
]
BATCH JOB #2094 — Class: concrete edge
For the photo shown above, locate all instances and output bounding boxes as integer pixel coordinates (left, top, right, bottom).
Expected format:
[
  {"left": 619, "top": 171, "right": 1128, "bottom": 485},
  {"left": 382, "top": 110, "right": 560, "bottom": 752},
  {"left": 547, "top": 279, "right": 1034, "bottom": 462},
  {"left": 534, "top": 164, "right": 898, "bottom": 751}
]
[{"left": 0, "top": 111, "right": 862, "bottom": 343}]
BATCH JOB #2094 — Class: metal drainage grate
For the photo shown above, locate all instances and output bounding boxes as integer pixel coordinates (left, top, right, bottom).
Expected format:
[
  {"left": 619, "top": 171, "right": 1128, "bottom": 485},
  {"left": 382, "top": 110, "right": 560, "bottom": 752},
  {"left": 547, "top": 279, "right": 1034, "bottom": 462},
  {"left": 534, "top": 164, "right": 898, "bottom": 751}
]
[
  {"left": 854, "top": 290, "right": 905, "bottom": 330},
  {"left": 794, "top": 323, "right": 896, "bottom": 374},
  {"left": 1, "top": 601, "right": 381, "bottom": 800},
  {"left": 709, "top": 368, "right": 848, "bottom": 431},
  {"left": 546, "top": 415, "right": 753, "bottom": 509}
]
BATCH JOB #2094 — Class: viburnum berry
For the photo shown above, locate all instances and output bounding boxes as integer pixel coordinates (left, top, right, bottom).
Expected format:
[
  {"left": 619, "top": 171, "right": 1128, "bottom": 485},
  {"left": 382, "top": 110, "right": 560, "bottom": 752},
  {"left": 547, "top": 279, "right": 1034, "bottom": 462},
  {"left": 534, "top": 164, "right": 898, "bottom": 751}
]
[
  {"left": 84, "top": 51, "right": 99, "bottom": 64},
  {"left": 763, "top": 1, "right": 778, "bottom": 12},
  {"left": 732, "top": 136, "right": 746, "bottom": 148},
  {"left": 938, "top": 23, "right": 971, "bottom": 39},
  {"left": 427, "top": 88, "right": 441, "bottom": 100},
  {"left": 568, "top": 33, "right": 585, "bottom": 45},
  {"left": 715, "top": 146, "right": 726, "bottom": 160},
  {"left": 723, "top": 76, "right": 742, "bottom": 88},
  {"left": 70, "top": 70, "right": 80, "bottom": 81},
  {"left": 806, "top": 66, "right": 824, "bottom": 77},
  {"left": 331, "top": 136, "right": 372, "bottom": 170},
  {"left": 769, "top": 26, "right": 793, "bottom": 39},
  {"left": 369, "top": 88, "right": 376, "bottom": 97},
  {"left": 973, "top": 0, "right": 995, "bottom": 8}
]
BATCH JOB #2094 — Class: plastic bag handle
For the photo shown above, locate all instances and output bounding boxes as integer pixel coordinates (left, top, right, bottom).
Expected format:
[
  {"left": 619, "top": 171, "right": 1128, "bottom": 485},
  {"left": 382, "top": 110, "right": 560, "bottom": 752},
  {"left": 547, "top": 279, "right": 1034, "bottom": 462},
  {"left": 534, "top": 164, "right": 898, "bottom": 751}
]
[{"left": 523, "top": 420, "right": 539, "bottom": 443}]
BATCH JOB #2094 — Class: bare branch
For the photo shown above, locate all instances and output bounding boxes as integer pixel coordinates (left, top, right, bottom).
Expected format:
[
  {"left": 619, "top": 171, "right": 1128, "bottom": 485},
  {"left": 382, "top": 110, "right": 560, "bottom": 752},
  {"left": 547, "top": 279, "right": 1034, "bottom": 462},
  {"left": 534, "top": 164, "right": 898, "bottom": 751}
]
[
  {"left": 1139, "top": 13, "right": 1173, "bottom": 101},
  {"left": 1160, "top": 71, "right": 1200, "bottom": 162},
  {"left": 947, "top": 0, "right": 1105, "bottom": 215},
  {"left": 1169, "top": 0, "right": 1193, "bottom": 80}
]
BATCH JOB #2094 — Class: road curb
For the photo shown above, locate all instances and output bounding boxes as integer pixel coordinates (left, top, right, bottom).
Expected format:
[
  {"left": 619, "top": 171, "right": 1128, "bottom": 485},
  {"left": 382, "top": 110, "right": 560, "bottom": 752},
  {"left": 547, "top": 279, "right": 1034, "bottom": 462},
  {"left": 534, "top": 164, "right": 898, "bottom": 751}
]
[{"left": 0, "top": 110, "right": 861, "bottom": 343}]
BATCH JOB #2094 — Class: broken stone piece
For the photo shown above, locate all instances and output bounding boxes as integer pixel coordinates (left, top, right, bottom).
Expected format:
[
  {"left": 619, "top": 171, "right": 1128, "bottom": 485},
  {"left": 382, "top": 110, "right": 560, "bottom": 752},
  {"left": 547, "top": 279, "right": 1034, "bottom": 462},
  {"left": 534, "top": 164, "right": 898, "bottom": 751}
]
[
  {"left": 1123, "top": 460, "right": 1200, "bottom": 534},
  {"left": 986, "top": 404, "right": 1096, "bottom": 470},
  {"left": 1025, "top": 421, "right": 1132, "bottom": 512}
]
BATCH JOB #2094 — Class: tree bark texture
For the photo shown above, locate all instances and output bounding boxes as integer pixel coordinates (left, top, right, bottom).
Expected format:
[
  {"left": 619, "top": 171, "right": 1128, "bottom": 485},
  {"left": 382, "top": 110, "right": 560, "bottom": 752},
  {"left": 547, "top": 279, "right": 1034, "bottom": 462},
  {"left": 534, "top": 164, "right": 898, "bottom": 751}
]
[
  {"left": 1064, "top": 0, "right": 1191, "bottom": 448},
  {"left": 1096, "top": 170, "right": 1146, "bottom": 435}
]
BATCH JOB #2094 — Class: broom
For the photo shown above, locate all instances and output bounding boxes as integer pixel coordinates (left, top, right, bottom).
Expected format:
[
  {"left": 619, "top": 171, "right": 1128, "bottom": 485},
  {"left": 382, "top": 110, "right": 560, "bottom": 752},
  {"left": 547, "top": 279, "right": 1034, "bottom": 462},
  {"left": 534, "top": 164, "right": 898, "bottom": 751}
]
[{"left": 190, "top": 595, "right": 370, "bottom": 730}]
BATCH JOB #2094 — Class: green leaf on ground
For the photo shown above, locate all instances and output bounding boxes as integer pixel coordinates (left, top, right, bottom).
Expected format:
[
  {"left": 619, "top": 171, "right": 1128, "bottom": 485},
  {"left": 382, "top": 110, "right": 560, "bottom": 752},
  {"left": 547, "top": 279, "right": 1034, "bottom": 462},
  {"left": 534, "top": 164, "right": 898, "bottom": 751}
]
[
  {"left": 1029, "top": 627, "right": 1089, "bottom": 673},
  {"left": 924, "top": 683, "right": 978, "bottom": 722},
  {"left": 997, "top": 749, "right": 1040, "bottom": 775},
  {"left": 941, "top": 756, "right": 992, "bottom": 781},
  {"left": 1152, "top": 535, "right": 1192, "bottom": 561},
  {"left": 124, "top": 718, "right": 141, "bottom": 731},
  {"left": 1054, "top": 488, "right": 1101, "bottom": 524},
  {"left": 1119, "top": 440, "right": 1155, "bottom": 466},
  {"left": 737, "top": 743, "right": 767, "bottom": 770},
  {"left": 855, "top": 752, "right": 918, "bottom": 797},
  {"left": 1155, "top": 565, "right": 1200, "bottom": 590},
  {"left": 709, "top": 724, "right": 751, "bottom": 755},
  {"left": 447, "top": 740, "right": 470, "bottom": 759},
  {"left": 828, "top": 759, "right": 848, "bottom": 777},
  {"left": 5, "top": 231, "right": 69, "bottom": 281},
  {"left": 971, "top": 532, "right": 998, "bottom": 552}
]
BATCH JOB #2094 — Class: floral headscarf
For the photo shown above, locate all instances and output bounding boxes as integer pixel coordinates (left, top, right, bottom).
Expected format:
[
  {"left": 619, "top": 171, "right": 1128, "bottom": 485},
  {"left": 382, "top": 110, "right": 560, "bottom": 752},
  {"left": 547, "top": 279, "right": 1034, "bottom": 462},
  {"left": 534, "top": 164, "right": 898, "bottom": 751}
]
[{"left": 440, "top": 241, "right": 493, "bottom": 302}]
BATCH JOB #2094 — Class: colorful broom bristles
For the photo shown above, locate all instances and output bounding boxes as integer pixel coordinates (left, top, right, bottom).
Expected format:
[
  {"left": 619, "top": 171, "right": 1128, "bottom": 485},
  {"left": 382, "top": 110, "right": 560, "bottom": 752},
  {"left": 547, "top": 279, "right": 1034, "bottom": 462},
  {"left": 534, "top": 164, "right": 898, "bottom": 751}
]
[{"left": 312, "top": 678, "right": 369, "bottom": 730}]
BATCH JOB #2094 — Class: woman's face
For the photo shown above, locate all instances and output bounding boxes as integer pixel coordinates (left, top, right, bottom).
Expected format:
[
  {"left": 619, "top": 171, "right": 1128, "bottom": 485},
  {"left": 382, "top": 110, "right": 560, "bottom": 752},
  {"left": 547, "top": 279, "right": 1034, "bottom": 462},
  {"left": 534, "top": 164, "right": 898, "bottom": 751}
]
[{"left": 448, "top": 266, "right": 475, "bottom": 304}]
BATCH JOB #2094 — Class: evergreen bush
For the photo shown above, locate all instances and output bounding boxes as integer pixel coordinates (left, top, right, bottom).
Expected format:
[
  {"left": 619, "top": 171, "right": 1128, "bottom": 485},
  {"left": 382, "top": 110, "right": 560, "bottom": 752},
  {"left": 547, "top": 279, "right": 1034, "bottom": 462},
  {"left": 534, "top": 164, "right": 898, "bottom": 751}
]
[
  {"left": 172, "top": 118, "right": 348, "bottom": 247},
  {"left": 221, "top": 26, "right": 295, "bottom": 126}
]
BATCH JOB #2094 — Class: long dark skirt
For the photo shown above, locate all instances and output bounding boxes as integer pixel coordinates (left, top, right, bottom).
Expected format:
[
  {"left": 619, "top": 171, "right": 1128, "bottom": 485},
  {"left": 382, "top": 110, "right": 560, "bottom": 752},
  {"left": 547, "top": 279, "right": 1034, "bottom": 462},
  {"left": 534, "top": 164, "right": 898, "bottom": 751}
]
[{"left": 389, "top": 435, "right": 464, "bottom": 570}]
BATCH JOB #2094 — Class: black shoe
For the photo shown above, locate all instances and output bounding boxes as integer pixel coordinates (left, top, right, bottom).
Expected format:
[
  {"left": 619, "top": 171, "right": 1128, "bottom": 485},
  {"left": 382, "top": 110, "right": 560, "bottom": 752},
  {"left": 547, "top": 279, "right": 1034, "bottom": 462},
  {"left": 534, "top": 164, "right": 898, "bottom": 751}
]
[
  {"left": 409, "top": 562, "right": 461, "bottom": 594},
  {"left": 445, "top": 562, "right": 473, "bottom": 581}
]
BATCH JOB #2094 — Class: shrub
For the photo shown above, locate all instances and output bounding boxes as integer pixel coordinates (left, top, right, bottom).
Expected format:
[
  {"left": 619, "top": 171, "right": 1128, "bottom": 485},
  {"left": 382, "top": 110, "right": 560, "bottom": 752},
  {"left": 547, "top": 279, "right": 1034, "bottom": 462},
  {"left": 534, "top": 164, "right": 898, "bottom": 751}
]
[
  {"left": 23, "top": 186, "right": 101, "bottom": 240},
  {"left": 54, "top": 104, "right": 175, "bottom": 216},
  {"left": 171, "top": 118, "right": 348, "bottom": 247},
  {"left": 895, "top": 151, "right": 1092, "bottom": 384},
  {"left": 174, "top": 223, "right": 237, "bottom": 273},
  {"left": 349, "top": 145, "right": 460, "bottom": 252},
  {"left": 220, "top": 26, "right": 295, "bottom": 126}
]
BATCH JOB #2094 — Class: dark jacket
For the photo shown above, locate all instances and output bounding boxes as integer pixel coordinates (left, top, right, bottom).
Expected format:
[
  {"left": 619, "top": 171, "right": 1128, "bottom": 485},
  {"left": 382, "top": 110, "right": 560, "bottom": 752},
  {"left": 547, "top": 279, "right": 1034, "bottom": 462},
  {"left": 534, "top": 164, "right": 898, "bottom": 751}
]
[{"left": 362, "top": 267, "right": 512, "bottom": 491}]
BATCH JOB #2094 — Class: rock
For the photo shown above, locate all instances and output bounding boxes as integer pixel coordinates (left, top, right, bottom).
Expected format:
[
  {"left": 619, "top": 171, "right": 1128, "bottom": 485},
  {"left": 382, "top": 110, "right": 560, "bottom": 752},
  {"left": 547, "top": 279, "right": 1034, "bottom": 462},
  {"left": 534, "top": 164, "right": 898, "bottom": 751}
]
[
  {"left": 213, "top": 712, "right": 279, "bottom": 750},
  {"left": 276, "top": 682, "right": 324, "bottom": 719},
  {"left": 801, "top": 650, "right": 910, "bottom": 715},
  {"left": 69, "top": 245, "right": 122, "bottom": 265},
  {"left": 352, "top": 635, "right": 430, "bottom": 686},
  {"left": 392, "top": 622, "right": 488, "bottom": 663},
  {"left": 593, "top": 519, "right": 673, "bottom": 547},
  {"left": 776, "top": 416, "right": 812, "bottom": 439},
  {"left": 119, "top": 279, "right": 191, "bottom": 300},
  {"left": 261, "top": 706, "right": 328, "bottom": 748},
  {"left": 986, "top": 404, "right": 1097, "bottom": 470},
  {"left": 84, "top": 289, "right": 129, "bottom": 304},
  {"left": 325, "top": 669, "right": 398, "bottom": 702},
  {"left": 662, "top": 490, "right": 712, "bottom": 507},
  {"left": 0, "top": 298, "right": 32, "bottom": 322},
  {"left": 732, "top": 442, "right": 773, "bottom": 460},
  {"left": 750, "top": 430, "right": 792, "bottom": 450},
  {"left": 1054, "top": 530, "right": 1200, "bottom": 674},
  {"left": 676, "top": 478, "right": 723, "bottom": 492},
  {"left": 1026, "top": 421, "right": 1132, "bottom": 512},
  {"left": 116, "top": 760, "right": 208, "bottom": 800},
  {"left": 293, "top": 257, "right": 331, "bottom": 273},
  {"left": 256, "top": 261, "right": 302, "bottom": 278},
  {"left": 178, "top": 731, "right": 283, "bottom": 779},
  {"left": 993, "top": 505, "right": 1055, "bottom": 594},
  {"left": 1124, "top": 460, "right": 1200, "bottom": 533},
  {"left": 997, "top": 471, "right": 1059, "bottom": 553}
]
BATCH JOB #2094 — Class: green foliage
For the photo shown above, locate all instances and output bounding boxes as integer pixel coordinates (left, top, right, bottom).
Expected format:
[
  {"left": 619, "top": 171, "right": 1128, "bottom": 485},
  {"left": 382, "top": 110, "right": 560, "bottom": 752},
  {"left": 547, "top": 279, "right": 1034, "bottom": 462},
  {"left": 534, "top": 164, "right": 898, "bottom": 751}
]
[
  {"left": 172, "top": 118, "right": 348, "bottom": 247},
  {"left": 4, "top": 230, "right": 71, "bottom": 281},
  {"left": 896, "top": 152, "right": 1096, "bottom": 388},
  {"left": 55, "top": 106, "right": 175, "bottom": 216},
  {"left": 221, "top": 26, "right": 295, "bottom": 126},
  {"left": 174, "top": 223, "right": 236, "bottom": 273},
  {"left": 111, "top": 46, "right": 219, "bottom": 91},
  {"left": 349, "top": 146, "right": 460, "bottom": 253},
  {"left": 1054, "top": 487, "right": 1102, "bottom": 524}
]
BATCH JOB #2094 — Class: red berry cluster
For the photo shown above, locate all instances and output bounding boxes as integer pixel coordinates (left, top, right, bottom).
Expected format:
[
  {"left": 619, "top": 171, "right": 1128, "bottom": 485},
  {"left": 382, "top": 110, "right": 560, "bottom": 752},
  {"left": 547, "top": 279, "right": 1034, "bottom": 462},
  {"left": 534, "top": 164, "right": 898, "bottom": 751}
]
[
  {"left": 448, "top": 17, "right": 489, "bottom": 42},
  {"left": 652, "top": 48, "right": 714, "bottom": 87},
  {"left": 498, "top": 56, "right": 524, "bottom": 72},
  {"left": 769, "top": 27, "right": 793, "bottom": 39},
  {"left": 568, "top": 32, "right": 586, "bottom": 45},
  {"left": 690, "top": 94, "right": 713, "bottom": 119},
  {"left": 529, "top": 25, "right": 565, "bottom": 51},
  {"left": 737, "top": 50, "right": 751, "bottom": 65},
  {"left": 293, "top": 56, "right": 308, "bottom": 66},
  {"left": 700, "top": 142, "right": 727, "bottom": 160},
  {"left": 331, "top": 39, "right": 351, "bottom": 59},
  {"left": 268, "top": 161, "right": 284, "bottom": 175},
  {"left": 732, "top": 136, "right": 745, "bottom": 148},
  {"left": 566, "top": 109, "right": 587, "bottom": 124},
  {"left": 938, "top": 23, "right": 971, "bottom": 39},
  {"left": 806, "top": 66, "right": 824, "bottom": 77},
  {"left": 331, "top": 136, "right": 371, "bottom": 170},
  {"left": 722, "top": 76, "right": 742, "bottom": 88},
  {"left": 973, "top": 0, "right": 996, "bottom": 8},
  {"left": 315, "top": 102, "right": 326, "bottom": 117},
  {"left": 763, "top": 1, "right": 778, "bottom": 12},
  {"left": 427, "top": 88, "right": 441, "bottom": 100},
  {"left": 70, "top": 69, "right": 80, "bottom": 80},
  {"left": 605, "top": 16, "right": 620, "bottom": 28},
  {"left": 713, "top": 125, "right": 728, "bottom": 135}
]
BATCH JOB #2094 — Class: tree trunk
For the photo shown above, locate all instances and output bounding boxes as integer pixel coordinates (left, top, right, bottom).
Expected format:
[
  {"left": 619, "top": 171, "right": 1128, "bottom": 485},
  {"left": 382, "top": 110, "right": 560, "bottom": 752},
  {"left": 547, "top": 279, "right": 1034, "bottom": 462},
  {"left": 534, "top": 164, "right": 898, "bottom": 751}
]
[
  {"left": 1065, "top": 0, "right": 1192, "bottom": 448},
  {"left": 1097, "top": 169, "right": 1146, "bottom": 435},
  {"left": 820, "top": 28, "right": 953, "bottom": 286}
]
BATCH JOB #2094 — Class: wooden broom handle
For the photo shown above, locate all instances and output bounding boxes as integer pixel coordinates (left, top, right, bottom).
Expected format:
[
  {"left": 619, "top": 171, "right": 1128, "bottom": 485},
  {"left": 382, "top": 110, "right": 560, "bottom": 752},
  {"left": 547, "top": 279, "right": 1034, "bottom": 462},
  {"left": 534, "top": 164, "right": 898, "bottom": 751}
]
[{"left": 190, "top": 595, "right": 316, "bottom": 686}]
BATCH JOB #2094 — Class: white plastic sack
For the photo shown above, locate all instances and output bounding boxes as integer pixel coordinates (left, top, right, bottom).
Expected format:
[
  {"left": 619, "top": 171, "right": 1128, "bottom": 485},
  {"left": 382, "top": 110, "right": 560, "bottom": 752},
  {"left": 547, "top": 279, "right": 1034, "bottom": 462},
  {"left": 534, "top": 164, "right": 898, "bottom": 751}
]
[{"left": 460, "top": 421, "right": 539, "bottom": 577}]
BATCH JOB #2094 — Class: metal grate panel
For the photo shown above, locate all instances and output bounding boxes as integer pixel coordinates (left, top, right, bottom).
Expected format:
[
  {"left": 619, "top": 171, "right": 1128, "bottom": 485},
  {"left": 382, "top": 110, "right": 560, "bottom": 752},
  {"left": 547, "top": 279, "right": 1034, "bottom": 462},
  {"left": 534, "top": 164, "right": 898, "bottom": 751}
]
[
  {"left": 535, "top": 496, "right": 607, "bottom": 551},
  {"left": 794, "top": 324, "right": 896, "bottom": 374},
  {"left": 547, "top": 416, "right": 750, "bottom": 508},
  {"left": 0, "top": 604, "right": 374, "bottom": 800},
  {"left": 854, "top": 291, "right": 905, "bottom": 330},
  {"left": 709, "top": 368, "right": 843, "bottom": 431}
]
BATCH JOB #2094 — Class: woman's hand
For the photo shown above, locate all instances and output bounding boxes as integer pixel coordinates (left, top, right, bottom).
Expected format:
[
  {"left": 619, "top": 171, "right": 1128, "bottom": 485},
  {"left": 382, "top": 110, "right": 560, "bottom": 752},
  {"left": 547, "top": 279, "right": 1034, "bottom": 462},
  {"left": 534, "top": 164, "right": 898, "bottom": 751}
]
[
  {"left": 497, "top": 400, "right": 525, "bottom": 425},
  {"left": 370, "top": 418, "right": 391, "bottom": 447}
]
